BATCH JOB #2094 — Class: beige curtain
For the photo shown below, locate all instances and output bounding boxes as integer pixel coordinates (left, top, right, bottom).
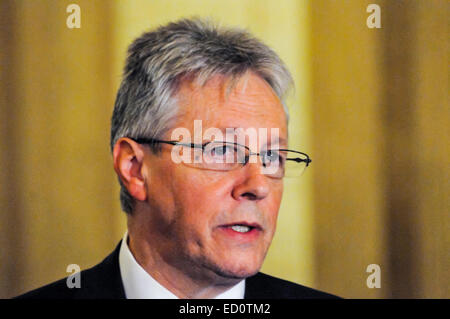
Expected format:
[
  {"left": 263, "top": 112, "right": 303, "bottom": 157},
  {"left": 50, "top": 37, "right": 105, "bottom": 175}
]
[
  {"left": 0, "top": 0, "right": 447, "bottom": 298},
  {"left": 310, "top": 0, "right": 449, "bottom": 298}
]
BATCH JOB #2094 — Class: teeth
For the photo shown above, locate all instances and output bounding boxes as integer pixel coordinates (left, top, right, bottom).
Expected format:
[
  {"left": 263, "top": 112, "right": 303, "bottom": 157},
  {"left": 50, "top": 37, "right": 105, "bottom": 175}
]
[{"left": 231, "top": 225, "right": 251, "bottom": 233}]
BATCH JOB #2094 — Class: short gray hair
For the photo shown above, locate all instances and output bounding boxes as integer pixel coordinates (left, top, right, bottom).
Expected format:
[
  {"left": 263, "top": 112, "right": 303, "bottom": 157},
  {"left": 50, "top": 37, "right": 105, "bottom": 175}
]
[{"left": 111, "top": 18, "right": 294, "bottom": 214}]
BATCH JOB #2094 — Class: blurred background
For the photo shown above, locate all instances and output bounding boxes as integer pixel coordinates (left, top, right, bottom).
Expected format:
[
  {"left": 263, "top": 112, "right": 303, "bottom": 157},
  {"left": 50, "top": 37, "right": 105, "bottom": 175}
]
[{"left": 0, "top": 0, "right": 447, "bottom": 298}]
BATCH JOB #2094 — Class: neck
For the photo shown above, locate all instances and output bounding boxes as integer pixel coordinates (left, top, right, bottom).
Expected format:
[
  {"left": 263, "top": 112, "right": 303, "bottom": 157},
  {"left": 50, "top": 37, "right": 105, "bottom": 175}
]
[{"left": 127, "top": 227, "right": 241, "bottom": 299}]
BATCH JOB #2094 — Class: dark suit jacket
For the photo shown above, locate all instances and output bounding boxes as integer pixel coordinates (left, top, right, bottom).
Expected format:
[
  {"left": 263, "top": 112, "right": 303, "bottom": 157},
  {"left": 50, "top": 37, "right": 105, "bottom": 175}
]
[{"left": 16, "top": 241, "right": 338, "bottom": 299}]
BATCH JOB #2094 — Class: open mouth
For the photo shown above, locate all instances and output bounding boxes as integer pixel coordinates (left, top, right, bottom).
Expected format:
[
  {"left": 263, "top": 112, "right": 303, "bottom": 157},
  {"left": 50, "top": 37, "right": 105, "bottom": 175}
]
[
  {"left": 230, "top": 225, "right": 253, "bottom": 233},
  {"left": 218, "top": 222, "right": 263, "bottom": 238}
]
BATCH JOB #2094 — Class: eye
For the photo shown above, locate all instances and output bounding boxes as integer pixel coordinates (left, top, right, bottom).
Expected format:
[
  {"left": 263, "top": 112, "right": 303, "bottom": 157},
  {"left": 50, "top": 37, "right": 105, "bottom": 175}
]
[
  {"left": 263, "top": 150, "right": 279, "bottom": 162},
  {"left": 261, "top": 150, "right": 286, "bottom": 167},
  {"left": 205, "top": 143, "right": 237, "bottom": 161},
  {"left": 211, "top": 145, "right": 229, "bottom": 156}
]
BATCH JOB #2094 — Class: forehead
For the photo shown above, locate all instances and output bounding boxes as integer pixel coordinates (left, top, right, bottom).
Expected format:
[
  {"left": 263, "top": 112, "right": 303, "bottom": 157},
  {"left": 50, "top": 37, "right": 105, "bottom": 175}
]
[{"left": 173, "top": 72, "right": 288, "bottom": 138}]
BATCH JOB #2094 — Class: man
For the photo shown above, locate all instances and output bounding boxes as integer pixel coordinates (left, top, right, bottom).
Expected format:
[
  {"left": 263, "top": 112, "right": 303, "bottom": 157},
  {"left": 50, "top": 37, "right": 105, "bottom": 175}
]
[{"left": 17, "top": 18, "right": 337, "bottom": 299}]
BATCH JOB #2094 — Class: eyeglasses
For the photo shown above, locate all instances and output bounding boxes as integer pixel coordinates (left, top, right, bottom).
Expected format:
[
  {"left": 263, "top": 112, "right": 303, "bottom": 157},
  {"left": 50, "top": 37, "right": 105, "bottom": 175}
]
[{"left": 130, "top": 137, "right": 311, "bottom": 179}]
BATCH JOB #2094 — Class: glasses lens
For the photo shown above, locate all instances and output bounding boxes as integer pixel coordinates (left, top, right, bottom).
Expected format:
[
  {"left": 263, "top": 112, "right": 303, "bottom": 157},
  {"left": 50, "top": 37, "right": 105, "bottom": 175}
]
[
  {"left": 284, "top": 151, "right": 309, "bottom": 177},
  {"left": 184, "top": 141, "right": 245, "bottom": 171},
  {"left": 259, "top": 149, "right": 283, "bottom": 178},
  {"left": 178, "top": 142, "right": 309, "bottom": 177}
]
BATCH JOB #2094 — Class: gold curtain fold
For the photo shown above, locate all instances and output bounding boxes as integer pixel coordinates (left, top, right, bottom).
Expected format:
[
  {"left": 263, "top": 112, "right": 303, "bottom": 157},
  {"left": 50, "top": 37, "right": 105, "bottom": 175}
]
[
  {"left": 310, "top": 0, "right": 448, "bottom": 298},
  {"left": 0, "top": 0, "right": 123, "bottom": 297}
]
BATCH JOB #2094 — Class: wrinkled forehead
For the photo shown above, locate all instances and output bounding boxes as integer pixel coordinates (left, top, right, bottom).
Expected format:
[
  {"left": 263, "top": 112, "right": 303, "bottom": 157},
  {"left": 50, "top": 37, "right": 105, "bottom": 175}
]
[{"left": 170, "top": 72, "right": 288, "bottom": 146}]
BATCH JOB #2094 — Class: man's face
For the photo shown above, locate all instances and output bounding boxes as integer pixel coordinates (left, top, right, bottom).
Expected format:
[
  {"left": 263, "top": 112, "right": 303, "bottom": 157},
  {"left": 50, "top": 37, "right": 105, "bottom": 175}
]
[{"left": 140, "top": 72, "right": 287, "bottom": 282}]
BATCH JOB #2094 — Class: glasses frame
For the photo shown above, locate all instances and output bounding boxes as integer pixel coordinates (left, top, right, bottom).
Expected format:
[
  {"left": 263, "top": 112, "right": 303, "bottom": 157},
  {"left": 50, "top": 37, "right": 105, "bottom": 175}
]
[{"left": 129, "top": 137, "right": 311, "bottom": 175}]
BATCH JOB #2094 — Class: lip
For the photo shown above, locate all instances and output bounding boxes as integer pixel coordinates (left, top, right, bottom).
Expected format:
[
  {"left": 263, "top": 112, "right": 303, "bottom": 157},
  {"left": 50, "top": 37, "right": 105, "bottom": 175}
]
[
  {"left": 219, "top": 221, "right": 263, "bottom": 230},
  {"left": 216, "top": 221, "right": 263, "bottom": 242}
]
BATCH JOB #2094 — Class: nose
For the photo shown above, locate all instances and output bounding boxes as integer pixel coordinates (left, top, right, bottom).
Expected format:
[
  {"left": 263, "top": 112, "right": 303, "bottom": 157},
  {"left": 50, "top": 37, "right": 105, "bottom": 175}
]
[{"left": 231, "top": 162, "right": 270, "bottom": 201}]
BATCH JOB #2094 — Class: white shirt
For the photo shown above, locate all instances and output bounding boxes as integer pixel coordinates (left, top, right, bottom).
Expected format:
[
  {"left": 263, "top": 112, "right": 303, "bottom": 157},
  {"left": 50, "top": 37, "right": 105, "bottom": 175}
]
[{"left": 118, "top": 231, "right": 245, "bottom": 299}]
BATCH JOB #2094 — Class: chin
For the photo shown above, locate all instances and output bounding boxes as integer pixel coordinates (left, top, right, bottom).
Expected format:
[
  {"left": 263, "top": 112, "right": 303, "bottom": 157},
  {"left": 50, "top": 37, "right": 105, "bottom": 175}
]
[
  {"left": 213, "top": 266, "right": 259, "bottom": 281},
  {"left": 210, "top": 256, "right": 263, "bottom": 280}
]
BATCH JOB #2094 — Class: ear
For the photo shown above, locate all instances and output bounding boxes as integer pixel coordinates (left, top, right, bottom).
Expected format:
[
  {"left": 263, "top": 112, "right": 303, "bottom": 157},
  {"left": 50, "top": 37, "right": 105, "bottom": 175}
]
[{"left": 113, "top": 138, "right": 148, "bottom": 202}]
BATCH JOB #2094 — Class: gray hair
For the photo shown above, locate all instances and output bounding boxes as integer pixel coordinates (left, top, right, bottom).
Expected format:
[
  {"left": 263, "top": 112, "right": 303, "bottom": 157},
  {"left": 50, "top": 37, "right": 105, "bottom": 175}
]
[{"left": 111, "top": 18, "right": 294, "bottom": 214}]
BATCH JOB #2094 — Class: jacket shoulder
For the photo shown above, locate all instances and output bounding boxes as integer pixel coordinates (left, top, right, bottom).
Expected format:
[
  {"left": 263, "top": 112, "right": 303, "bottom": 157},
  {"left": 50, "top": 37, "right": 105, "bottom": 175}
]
[
  {"left": 15, "top": 276, "right": 78, "bottom": 299},
  {"left": 245, "top": 272, "right": 340, "bottom": 299}
]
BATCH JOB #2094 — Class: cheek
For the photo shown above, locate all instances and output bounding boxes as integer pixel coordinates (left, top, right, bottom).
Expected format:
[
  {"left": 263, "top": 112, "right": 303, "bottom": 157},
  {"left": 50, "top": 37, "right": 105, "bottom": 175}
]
[
  {"left": 265, "top": 184, "right": 283, "bottom": 225},
  {"left": 145, "top": 161, "right": 175, "bottom": 218},
  {"left": 171, "top": 170, "right": 234, "bottom": 227}
]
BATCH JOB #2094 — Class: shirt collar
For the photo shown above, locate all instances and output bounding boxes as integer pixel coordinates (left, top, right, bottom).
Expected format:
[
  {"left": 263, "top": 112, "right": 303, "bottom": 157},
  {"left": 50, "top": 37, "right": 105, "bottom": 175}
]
[{"left": 118, "top": 231, "right": 245, "bottom": 299}]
